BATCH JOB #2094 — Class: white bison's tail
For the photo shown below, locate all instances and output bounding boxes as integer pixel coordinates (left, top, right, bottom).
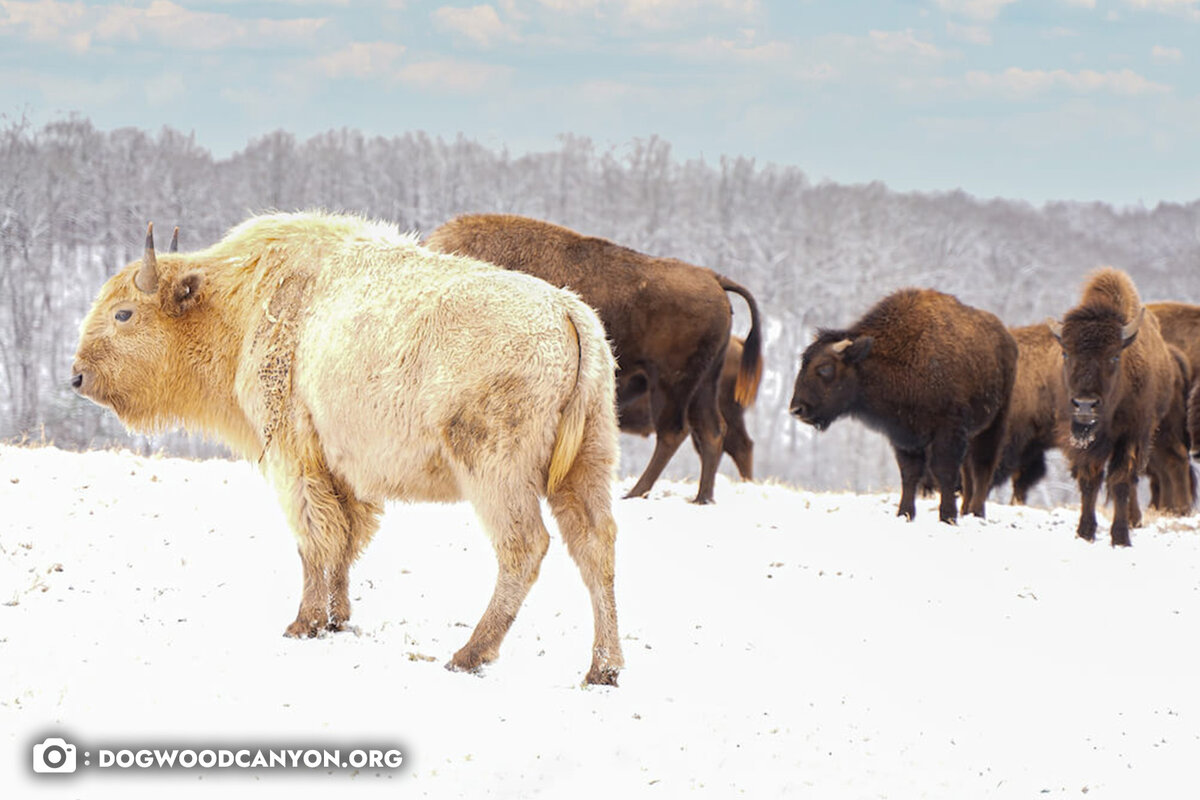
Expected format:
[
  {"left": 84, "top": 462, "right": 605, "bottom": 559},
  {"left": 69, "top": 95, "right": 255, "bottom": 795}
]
[{"left": 547, "top": 305, "right": 603, "bottom": 495}]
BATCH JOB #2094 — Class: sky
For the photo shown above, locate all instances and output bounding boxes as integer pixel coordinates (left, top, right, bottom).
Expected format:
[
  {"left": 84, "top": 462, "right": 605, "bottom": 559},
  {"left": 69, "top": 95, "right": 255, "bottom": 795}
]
[{"left": 0, "top": 0, "right": 1198, "bottom": 207}]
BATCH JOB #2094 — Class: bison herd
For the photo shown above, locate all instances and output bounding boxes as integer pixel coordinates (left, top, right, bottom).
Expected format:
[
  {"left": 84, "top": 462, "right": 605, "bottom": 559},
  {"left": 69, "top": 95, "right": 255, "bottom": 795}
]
[{"left": 70, "top": 211, "right": 1200, "bottom": 685}]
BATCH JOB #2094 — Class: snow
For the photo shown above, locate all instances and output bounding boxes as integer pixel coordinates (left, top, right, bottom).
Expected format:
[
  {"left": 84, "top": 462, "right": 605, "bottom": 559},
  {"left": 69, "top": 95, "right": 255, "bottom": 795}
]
[{"left": 3, "top": 443, "right": 1200, "bottom": 798}]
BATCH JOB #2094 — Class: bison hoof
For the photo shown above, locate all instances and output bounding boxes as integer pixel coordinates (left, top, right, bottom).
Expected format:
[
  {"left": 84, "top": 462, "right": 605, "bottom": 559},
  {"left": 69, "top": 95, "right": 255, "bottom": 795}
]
[
  {"left": 690, "top": 495, "right": 715, "bottom": 506},
  {"left": 584, "top": 666, "right": 620, "bottom": 687},
  {"left": 446, "top": 644, "right": 498, "bottom": 675},
  {"left": 1110, "top": 525, "right": 1132, "bottom": 548},
  {"left": 896, "top": 507, "right": 915, "bottom": 521},
  {"left": 622, "top": 488, "right": 651, "bottom": 500},
  {"left": 1076, "top": 524, "right": 1096, "bottom": 542},
  {"left": 283, "top": 619, "right": 324, "bottom": 638},
  {"left": 443, "top": 658, "right": 484, "bottom": 676}
]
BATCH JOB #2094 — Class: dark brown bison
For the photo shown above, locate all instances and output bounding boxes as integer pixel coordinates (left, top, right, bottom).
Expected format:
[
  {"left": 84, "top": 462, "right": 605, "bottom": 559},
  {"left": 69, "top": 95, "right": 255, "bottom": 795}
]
[
  {"left": 424, "top": 213, "right": 763, "bottom": 504},
  {"left": 1145, "top": 344, "right": 1196, "bottom": 514},
  {"left": 72, "top": 212, "right": 624, "bottom": 685},
  {"left": 988, "top": 323, "right": 1065, "bottom": 505},
  {"left": 1146, "top": 301, "right": 1200, "bottom": 457},
  {"left": 790, "top": 288, "right": 1017, "bottom": 523},
  {"left": 617, "top": 336, "right": 755, "bottom": 480},
  {"left": 1049, "top": 268, "right": 1175, "bottom": 547}
]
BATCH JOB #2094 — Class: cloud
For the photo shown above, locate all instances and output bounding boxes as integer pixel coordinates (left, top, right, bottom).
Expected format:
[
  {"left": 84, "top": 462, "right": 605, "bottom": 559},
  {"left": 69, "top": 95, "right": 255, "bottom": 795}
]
[
  {"left": 317, "top": 41, "right": 405, "bottom": 79},
  {"left": 1151, "top": 44, "right": 1183, "bottom": 62},
  {"left": 934, "top": 0, "right": 1017, "bottom": 21},
  {"left": 432, "top": 4, "right": 516, "bottom": 46},
  {"left": 867, "top": 29, "right": 948, "bottom": 60},
  {"left": 0, "top": 0, "right": 327, "bottom": 52},
  {"left": 395, "top": 58, "right": 513, "bottom": 93},
  {"left": 650, "top": 32, "right": 791, "bottom": 64},
  {"left": 962, "top": 67, "right": 1170, "bottom": 97},
  {"left": 1124, "top": 0, "right": 1200, "bottom": 17},
  {"left": 1059, "top": 0, "right": 1096, "bottom": 7},
  {"left": 534, "top": 0, "right": 759, "bottom": 29},
  {"left": 946, "top": 21, "right": 992, "bottom": 45}
]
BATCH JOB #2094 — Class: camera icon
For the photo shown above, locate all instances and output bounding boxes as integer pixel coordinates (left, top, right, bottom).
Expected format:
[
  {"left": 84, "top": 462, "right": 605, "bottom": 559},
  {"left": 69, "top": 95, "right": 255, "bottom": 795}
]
[{"left": 32, "top": 737, "right": 77, "bottom": 773}]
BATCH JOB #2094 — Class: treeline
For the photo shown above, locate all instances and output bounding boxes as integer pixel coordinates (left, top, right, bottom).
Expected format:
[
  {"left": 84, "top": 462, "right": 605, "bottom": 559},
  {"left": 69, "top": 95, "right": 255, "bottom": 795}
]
[{"left": 2, "top": 113, "right": 1199, "bottom": 494}]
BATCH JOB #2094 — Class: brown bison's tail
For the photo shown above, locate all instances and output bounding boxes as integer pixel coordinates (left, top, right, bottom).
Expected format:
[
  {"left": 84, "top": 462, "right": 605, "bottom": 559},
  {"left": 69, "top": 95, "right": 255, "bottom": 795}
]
[
  {"left": 547, "top": 311, "right": 588, "bottom": 495},
  {"left": 716, "top": 275, "right": 763, "bottom": 407}
]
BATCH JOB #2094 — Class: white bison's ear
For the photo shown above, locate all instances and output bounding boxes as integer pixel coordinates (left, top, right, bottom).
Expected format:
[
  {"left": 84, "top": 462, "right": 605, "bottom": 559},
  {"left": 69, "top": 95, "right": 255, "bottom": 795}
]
[{"left": 164, "top": 271, "right": 204, "bottom": 317}]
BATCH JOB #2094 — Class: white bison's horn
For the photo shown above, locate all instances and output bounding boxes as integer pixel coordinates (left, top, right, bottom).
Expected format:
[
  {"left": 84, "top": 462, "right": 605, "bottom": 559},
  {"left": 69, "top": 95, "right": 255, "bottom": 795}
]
[{"left": 135, "top": 222, "right": 159, "bottom": 294}]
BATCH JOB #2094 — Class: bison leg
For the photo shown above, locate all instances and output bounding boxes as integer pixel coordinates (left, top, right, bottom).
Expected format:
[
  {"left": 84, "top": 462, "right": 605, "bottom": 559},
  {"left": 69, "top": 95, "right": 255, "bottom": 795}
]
[
  {"left": 1011, "top": 450, "right": 1047, "bottom": 506},
  {"left": 722, "top": 419, "right": 754, "bottom": 481},
  {"left": 547, "top": 425, "right": 623, "bottom": 686},
  {"left": 929, "top": 432, "right": 969, "bottom": 524},
  {"left": 275, "top": 464, "right": 370, "bottom": 637},
  {"left": 448, "top": 491, "right": 550, "bottom": 675},
  {"left": 328, "top": 489, "right": 382, "bottom": 631},
  {"left": 287, "top": 545, "right": 332, "bottom": 638},
  {"left": 625, "top": 390, "right": 689, "bottom": 500},
  {"left": 687, "top": 367, "right": 726, "bottom": 505},
  {"left": 1127, "top": 474, "right": 1143, "bottom": 529},
  {"left": 893, "top": 447, "right": 927, "bottom": 521},
  {"left": 1189, "top": 381, "right": 1200, "bottom": 458},
  {"left": 962, "top": 413, "right": 1007, "bottom": 519},
  {"left": 1108, "top": 478, "right": 1133, "bottom": 547},
  {"left": 1073, "top": 461, "right": 1103, "bottom": 542}
]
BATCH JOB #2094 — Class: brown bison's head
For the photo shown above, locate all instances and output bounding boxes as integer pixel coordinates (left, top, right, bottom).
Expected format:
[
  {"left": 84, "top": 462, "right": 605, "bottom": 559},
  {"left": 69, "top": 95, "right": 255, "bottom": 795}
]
[
  {"left": 1048, "top": 306, "right": 1142, "bottom": 449},
  {"left": 789, "top": 333, "right": 874, "bottom": 431},
  {"left": 71, "top": 224, "right": 206, "bottom": 430}
]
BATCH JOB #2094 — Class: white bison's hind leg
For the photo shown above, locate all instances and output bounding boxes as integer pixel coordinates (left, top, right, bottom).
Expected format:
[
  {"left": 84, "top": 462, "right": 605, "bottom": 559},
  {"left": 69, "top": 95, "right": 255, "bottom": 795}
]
[
  {"left": 547, "top": 421, "right": 623, "bottom": 686},
  {"left": 447, "top": 486, "right": 550, "bottom": 674}
]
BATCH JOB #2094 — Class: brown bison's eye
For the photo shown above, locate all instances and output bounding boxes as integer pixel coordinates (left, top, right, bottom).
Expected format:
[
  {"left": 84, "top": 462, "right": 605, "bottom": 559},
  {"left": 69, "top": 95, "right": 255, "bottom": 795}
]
[
  {"left": 816, "top": 363, "right": 835, "bottom": 381},
  {"left": 1110, "top": 354, "right": 1120, "bottom": 365},
  {"left": 115, "top": 309, "right": 133, "bottom": 323}
]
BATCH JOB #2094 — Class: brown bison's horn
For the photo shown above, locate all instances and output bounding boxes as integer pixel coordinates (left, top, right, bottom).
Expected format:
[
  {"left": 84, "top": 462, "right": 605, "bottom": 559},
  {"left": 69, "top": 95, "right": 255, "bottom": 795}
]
[
  {"left": 169, "top": 226, "right": 179, "bottom": 253},
  {"left": 1046, "top": 318, "right": 1064, "bottom": 342},
  {"left": 830, "top": 338, "right": 854, "bottom": 354},
  {"left": 1122, "top": 307, "right": 1144, "bottom": 343},
  {"left": 135, "top": 222, "right": 159, "bottom": 294}
]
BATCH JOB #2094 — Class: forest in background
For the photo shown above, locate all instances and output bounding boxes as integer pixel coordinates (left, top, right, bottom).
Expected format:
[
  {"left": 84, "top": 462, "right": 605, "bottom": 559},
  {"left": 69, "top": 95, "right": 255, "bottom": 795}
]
[{"left": 3, "top": 113, "right": 1199, "bottom": 498}]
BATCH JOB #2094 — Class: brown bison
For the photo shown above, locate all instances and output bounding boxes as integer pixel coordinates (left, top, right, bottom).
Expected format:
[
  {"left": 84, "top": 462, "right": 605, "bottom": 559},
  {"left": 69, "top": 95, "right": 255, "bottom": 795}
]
[
  {"left": 1146, "top": 301, "right": 1200, "bottom": 457},
  {"left": 1145, "top": 344, "right": 1196, "bottom": 514},
  {"left": 71, "top": 212, "right": 624, "bottom": 685},
  {"left": 617, "top": 336, "right": 755, "bottom": 481},
  {"left": 1049, "top": 268, "right": 1175, "bottom": 547},
  {"left": 790, "top": 288, "right": 1017, "bottom": 523},
  {"left": 988, "top": 323, "right": 1065, "bottom": 505},
  {"left": 424, "top": 214, "right": 762, "bottom": 505}
]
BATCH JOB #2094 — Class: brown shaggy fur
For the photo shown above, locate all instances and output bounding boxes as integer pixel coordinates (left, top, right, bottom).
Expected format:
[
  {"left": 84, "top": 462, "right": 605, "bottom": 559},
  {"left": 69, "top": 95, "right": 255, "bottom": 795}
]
[
  {"left": 1145, "top": 344, "right": 1196, "bottom": 514},
  {"left": 618, "top": 336, "right": 755, "bottom": 480},
  {"left": 989, "top": 323, "right": 1065, "bottom": 504},
  {"left": 1051, "top": 268, "right": 1175, "bottom": 547},
  {"left": 790, "top": 288, "right": 1017, "bottom": 524},
  {"left": 424, "top": 213, "right": 763, "bottom": 504},
  {"left": 72, "top": 212, "right": 624, "bottom": 685},
  {"left": 1146, "top": 301, "right": 1200, "bottom": 457}
]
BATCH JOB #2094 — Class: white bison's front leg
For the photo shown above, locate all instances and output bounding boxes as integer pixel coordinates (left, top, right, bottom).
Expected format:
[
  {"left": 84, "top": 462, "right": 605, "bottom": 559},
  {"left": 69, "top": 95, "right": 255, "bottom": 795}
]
[{"left": 272, "top": 461, "right": 377, "bottom": 637}]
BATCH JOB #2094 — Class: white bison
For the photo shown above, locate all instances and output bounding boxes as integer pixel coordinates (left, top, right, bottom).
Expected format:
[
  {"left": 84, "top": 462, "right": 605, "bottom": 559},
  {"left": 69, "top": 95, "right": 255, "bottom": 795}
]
[{"left": 71, "top": 212, "right": 623, "bottom": 685}]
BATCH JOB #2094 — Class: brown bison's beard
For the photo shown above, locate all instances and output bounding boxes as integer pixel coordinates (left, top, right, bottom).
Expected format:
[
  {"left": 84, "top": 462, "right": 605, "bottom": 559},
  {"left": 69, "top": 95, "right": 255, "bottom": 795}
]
[{"left": 1069, "top": 419, "right": 1100, "bottom": 449}]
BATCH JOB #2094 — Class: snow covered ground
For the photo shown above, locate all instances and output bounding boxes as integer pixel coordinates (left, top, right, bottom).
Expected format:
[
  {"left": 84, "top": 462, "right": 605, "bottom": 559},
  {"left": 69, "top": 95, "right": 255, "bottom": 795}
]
[{"left": 3, "top": 443, "right": 1200, "bottom": 798}]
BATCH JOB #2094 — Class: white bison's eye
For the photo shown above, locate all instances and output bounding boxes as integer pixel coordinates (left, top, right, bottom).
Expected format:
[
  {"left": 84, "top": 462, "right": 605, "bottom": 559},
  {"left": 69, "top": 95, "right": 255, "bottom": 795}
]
[{"left": 115, "top": 309, "right": 133, "bottom": 323}]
